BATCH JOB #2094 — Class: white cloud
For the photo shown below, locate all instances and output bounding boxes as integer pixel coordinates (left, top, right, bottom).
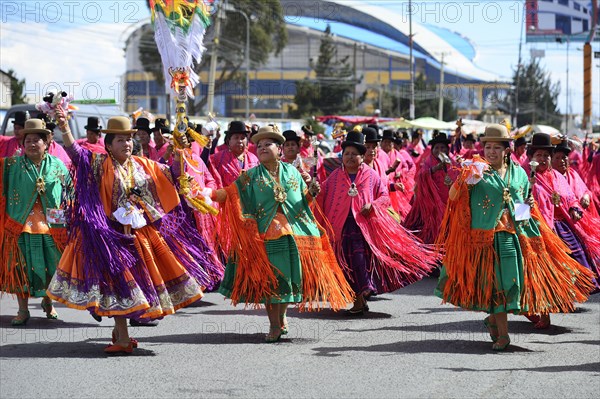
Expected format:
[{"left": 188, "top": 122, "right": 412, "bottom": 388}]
[{"left": 1, "top": 21, "right": 127, "bottom": 104}]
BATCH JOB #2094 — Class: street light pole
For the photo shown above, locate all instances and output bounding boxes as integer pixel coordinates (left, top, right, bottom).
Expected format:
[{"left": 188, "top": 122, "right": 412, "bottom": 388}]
[
  {"left": 438, "top": 53, "right": 445, "bottom": 121},
  {"left": 223, "top": 4, "right": 250, "bottom": 119},
  {"left": 409, "top": 0, "right": 415, "bottom": 119}
]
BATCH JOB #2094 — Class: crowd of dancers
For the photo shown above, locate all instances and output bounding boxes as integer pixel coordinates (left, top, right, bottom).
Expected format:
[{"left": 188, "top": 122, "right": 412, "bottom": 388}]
[{"left": 0, "top": 106, "right": 598, "bottom": 353}]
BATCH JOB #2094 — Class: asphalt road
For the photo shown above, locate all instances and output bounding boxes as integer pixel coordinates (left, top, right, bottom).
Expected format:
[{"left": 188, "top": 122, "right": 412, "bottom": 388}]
[{"left": 1, "top": 277, "right": 598, "bottom": 398}]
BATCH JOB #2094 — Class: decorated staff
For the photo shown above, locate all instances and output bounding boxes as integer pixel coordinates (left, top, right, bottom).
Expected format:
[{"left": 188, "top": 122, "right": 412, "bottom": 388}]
[{"left": 149, "top": 0, "right": 216, "bottom": 216}]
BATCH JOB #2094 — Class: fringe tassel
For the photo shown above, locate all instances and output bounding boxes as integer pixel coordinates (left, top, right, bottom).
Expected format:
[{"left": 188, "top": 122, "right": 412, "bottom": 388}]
[
  {"left": 361, "top": 205, "right": 439, "bottom": 290},
  {"left": 520, "top": 207, "right": 595, "bottom": 314},
  {"left": 295, "top": 234, "right": 354, "bottom": 312},
  {"left": 49, "top": 227, "right": 68, "bottom": 252},
  {"left": 0, "top": 220, "right": 29, "bottom": 295},
  {"left": 435, "top": 176, "right": 498, "bottom": 309},
  {"left": 218, "top": 185, "right": 278, "bottom": 306}
]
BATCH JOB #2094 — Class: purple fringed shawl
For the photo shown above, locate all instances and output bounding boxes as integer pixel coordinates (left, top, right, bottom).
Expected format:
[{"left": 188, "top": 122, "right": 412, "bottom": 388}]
[{"left": 66, "top": 143, "right": 156, "bottom": 302}]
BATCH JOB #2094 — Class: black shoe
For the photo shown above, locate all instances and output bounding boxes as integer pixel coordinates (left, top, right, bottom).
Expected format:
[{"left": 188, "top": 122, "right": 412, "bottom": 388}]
[
  {"left": 91, "top": 312, "right": 102, "bottom": 323},
  {"left": 130, "top": 319, "right": 159, "bottom": 327}
]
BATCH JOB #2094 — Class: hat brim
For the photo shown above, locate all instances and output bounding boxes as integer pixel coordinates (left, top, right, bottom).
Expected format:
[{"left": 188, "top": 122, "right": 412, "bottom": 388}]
[
  {"left": 341, "top": 141, "right": 366, "bottom": 155},
  {"left": 102, "top": 129, "right": 138, "bottom": 135},
  {"left": 22, "top": 129, "right": 52, "bottom": 135},
  {"left": 527, "top": 145, "right": 555, "bottom": 152},
  {"left": 251, "top": 132, "right": 285, "bottom": 145},
  {"left": 85, "top": 125, "right": 102, "bottom": 131},
  {"left": 428, "top": 139, "right": 451, "bottom": 146},
  {"left": 365, "top": 138, "right": 382, "bottom": 143},
  {"left": 480, "top": 136, "right": 513, "bottom": 142},
  {"left": 554, "top": 147, "right": 571, "bottom": 155},
  {"left": 225, "top": 130, "right": 250, "bottom": 136}
]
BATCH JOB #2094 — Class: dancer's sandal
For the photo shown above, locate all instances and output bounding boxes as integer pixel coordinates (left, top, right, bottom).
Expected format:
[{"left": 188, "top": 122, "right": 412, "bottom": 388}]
[
  {"left": 41, "top": 298, "right": 58, "bottom": 320},
  {"left": 483, "top": 316, "right": 499, "bottom": 343},
  {"left": 265, "top": 326, "right": 282, "bottom": 343},
  {"left": 492, "top": 335, "right": 511, "bottom": 351},
  {"left": 104, "top": 342, "right": 134, "bottom": 354},
  {"left": 280, "top": 314, "right": 289, "bottom": 335},
  {"left": 111, "top": 330, "right": 138, "bottom": 348},
  {"left": 534, "top": 314, "right": 551, "bottom": 330},
  {"left": 11, "top": 310, "right": 30, "bottom": 326}
]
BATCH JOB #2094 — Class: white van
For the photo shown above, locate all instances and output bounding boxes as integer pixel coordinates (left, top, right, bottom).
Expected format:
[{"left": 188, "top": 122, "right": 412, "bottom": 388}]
[{"left": 1, "top": 103, "right": 128, "bottom": 144}]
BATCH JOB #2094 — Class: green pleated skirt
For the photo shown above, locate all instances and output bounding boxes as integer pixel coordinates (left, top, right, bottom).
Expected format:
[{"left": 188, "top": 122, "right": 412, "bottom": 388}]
[
  {"left": 11, "top": 233, "right": 61, "bottom": 297},
  {"left": 435, "top": 231, "right": 525, "bottom": 314},
  {"left": 218, "top": 235, "right": 303, "bottom": 304}
]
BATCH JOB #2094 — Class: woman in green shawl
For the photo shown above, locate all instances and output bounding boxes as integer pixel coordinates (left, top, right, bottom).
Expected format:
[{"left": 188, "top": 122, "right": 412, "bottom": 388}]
[
  {"left": 0, "top": 119, "right": 70, "bottom": 325},
  {"left": 435, "top": 124, "right": 593, "bottom": 351}
]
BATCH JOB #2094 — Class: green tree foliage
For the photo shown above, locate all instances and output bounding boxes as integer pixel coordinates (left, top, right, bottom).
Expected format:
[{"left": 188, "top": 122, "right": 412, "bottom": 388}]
[
  {"left": 6, "top": 69, "right": 27, "bottom": 105},
  {"left": 505, "top": 59, "right": 560, "bottom": 127},
  {"left": 290, "top": 25, "right": 355, "bottom": 118},
  {"left": 142, "top": 0, "right": 287, "bottom": 114}
]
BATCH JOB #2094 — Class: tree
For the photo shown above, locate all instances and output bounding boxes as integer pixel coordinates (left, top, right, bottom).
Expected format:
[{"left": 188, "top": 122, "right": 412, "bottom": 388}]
[
  {"left": 504, "top": 59, "right": 561, "bottom": 128},
  {"left": 142, "top": 0, "right": 287, "bottom": 114},
  {"left": 6, "top": 69, "right": 27, "bottom": 105},
  {"left": 361, "top": 74, "right": 457, "bottom": 119},
  {"left": 290, "top": 25, "right": 355, "bottom": 118}
]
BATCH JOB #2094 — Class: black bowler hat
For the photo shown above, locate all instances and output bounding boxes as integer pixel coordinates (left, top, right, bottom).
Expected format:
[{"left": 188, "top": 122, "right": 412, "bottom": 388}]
[
  {"left": 514, "top": 136, "right": 527, "bottom": 147},
  {"left": 12, "top": 111, "right": 28, "bottom": 126},
  {"left": 527, "top": 133, "right": 554, "bottom": 153},
  {"left": 363, "top": 127, "right": 381, "bottom": 143},
  {"left": 283, "top": 130, "right": 301, "bottom": 142},
  {"left": 429, "top": 132, "right": 451, "bottom": 146},
  {"left": 134, "top": 117, "right": 152, "bottom": 133},
  {"left": 301, "top": 125, "right": 315, "bottom": 136},
  {"left": 225, "top": 120, "right": 250, "bottom": 135},
  {"left": 554, "top": 139, "right": 571, "bottom": 155},
  {"left": 85, "top": 116, "right": 102, "bottom": 132},
  {"left": 341, "top": 131, "right": 366, "bottom": 155},
  {"left": 464, "top": 133, "right": 476, "bottom": 142},
  {"left": 382, "top": 130, "right": 395, "bottom": 141},
  {"left": 154, "top": 118, "right": 169, "bottom": 132},
  {"left": 35, "top": 113, "right": 56, "bottom": 132}
]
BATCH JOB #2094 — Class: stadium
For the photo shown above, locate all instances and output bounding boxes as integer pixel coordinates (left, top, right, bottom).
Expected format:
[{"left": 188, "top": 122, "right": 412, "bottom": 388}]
[{"left": 122, "top": 0, "right": 510, "bottom": 119}]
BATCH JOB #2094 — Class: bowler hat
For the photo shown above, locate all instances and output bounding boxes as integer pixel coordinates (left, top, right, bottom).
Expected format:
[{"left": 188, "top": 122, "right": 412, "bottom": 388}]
[
  {"left": 480, "top": 124, "right": 512, "bottom": 142},
  {"left": 85, "top": 116, "right": 102, "bottom": 132},
  {"left": 102, "top": 116, "right": 137, "bottom": 135},
  {"left": 341, "top": 131, "right": 366, "bottom": 155},
  {"left": 251, "top": 125, "right": 285, "bottom": 145},
  {"left": 527, "top": 133, "right": 554, "bottom": 153},
  {"left": 12, "top": 111, "right": 28, "bottom": 126},
  {"left": 22, "top": 119, "right": 52, "bottom": 136},
  {"left": 226, "top": 120, "right": 250, "bottom": 136},
  {"left": 301, "top": 125, "right": 315, "bottom": 136},
  {"left": 382, "top": 130, "right": 395, "bottom": 141},
  {"left": 154, "top": 118, "right": 169, "bottom": 132},
  {"left": 514, "top": 136, "right": 527, "bottom": 147},
  {"left": 554, "top": 139, "right": 571, "bottom": 155},
  {"left": 283, "top": 130, "right": 301, "bottom": 143},
  {"left": 428, "top": 132, "right": 451, "bottom": 146},
  {"left": 363, "top": 127, "right": 381, "bottom": 143},
  {"left": 464, "top": 133, "right": 476, "bottom": 142},
  {"left": 134, "top": 117, "right": 152, "bottom": 133}
]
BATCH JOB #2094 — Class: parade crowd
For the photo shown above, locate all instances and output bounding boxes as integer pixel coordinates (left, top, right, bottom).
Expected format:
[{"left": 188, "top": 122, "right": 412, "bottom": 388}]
[{"left": 0, "top": 105, "right": 598, "bottom": 353}]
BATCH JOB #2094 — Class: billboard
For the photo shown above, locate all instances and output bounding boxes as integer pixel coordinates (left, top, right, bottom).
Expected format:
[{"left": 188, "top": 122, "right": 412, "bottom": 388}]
[{"left": 526, "top": 0, "right": 599, "bottom": 42}]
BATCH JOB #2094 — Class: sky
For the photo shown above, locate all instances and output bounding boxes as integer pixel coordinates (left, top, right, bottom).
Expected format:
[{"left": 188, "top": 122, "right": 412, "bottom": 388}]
[{"left": 1, "top": 0, "right": 599, "bottom": 119}]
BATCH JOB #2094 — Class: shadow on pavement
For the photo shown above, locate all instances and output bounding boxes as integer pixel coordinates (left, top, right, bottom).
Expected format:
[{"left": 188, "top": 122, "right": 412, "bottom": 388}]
[
  {"left": 184, "top": 300, "right": 218, "bottom": 308},
  {"left": 0, "top": 341, "right": 155, "bottom": 358},
  {"left": 442, "top": 361, "right": 600, "bottom": 373},
  {"left": 141, "top": 332, "right": 317, "bottom": 345},
  {"left": 312, "top": 339, "right": 535, "bottom": 357},
  {"left": 0, "top": 315, "right": 102, "bottom": 329},
  {"left": 290, "top": 309, "right": 393, "bottom": 320},
  {"left": 407, "top": 307, "right": 466, "bottom": 315},
  {"left": 336, "top": 319, "right": 577, "bottom": 337}
]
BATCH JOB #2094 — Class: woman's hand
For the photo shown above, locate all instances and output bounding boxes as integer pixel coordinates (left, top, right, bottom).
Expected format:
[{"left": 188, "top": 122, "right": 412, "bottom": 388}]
[
  {"left": 360, "top": 203, "right": 373, "bottom": 216},
  {"left": 580, "top": 194, "right": 590, "bottom": 209},
  {"left": 394, "top": 182, "right": 405, "bottom": 193},
  {"left": 308, "top": 180, "right": 320, "bottom": 197},
  {"left": 526, "top": 196, "right": 535, "bottom": 207},
  {"left": 300, "top": 170, "right": 312, "bottom": 185},
  {"left": 569, "top": 208, "right": 582, "bottom": 222},
  {"left": 55, "top": 104, "right": 69, "bottom": 132}
]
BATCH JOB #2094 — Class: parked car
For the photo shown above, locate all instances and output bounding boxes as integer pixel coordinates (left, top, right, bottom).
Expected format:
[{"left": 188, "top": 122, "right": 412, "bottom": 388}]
[{"left": 1, "top": 103, "right": 127, "bottom": 144}]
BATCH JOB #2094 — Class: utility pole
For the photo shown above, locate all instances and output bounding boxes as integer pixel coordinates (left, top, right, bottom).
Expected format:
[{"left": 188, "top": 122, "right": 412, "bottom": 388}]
[
  {"left": 438, "top": 53, "right": 445, "bottom": 121},
  {"left": 582, "top": 0, "right": 597, "bottom": 132},
  {"left": 207, "top": 3, "right": 223, "bottom": 115},
  {"left": 514, "top": 2, "right": 525, "bottom": 128},
  {"left": 409, "top": 0, "right": 415, "bottom": 119}
]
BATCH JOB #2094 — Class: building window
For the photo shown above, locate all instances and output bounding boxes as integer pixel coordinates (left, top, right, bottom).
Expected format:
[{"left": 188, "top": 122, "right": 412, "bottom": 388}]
[
  {"left": 557, "top": 0, "right": 568, "bottom": 6},
  {"left": 573, "top": 2, "right": 580, "bottom": 11}
]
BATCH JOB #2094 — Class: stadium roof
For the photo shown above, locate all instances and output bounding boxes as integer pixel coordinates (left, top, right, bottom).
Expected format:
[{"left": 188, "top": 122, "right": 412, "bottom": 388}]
[{"left": 281, "top": 0, "right": 505, "bottom": 83}]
